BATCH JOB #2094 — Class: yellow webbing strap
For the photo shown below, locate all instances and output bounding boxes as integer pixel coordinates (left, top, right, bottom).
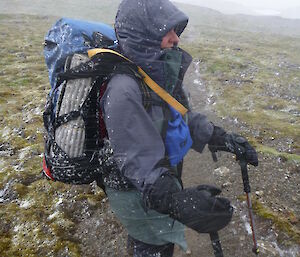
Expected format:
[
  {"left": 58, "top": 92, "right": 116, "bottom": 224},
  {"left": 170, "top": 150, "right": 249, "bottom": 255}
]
[{"left": 88, "top": 48, "right": 188, "bottom": 116}]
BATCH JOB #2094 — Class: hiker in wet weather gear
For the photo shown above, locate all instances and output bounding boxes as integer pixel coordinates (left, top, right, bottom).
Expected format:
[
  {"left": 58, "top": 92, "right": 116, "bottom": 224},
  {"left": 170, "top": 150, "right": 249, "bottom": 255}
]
[{"left": 101, "top": 0, "right": 259, "bottom": 256}]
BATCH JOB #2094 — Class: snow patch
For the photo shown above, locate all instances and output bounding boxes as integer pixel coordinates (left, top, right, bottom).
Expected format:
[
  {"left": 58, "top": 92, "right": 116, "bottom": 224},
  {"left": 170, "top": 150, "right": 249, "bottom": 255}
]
[
  {"left": 13, "top": 163, "right": 24, "bottom": 172},
  {"left": 241, "top": 215, "right": 252, "bottom": 235},
  {"left": 193, "top": 79, "right": 202, "bottom": 86},
  {"left": 20, "top": 199, "right": 34, "bottom": 209},
  {"left": 33, "top": 106, "right": 42, "bottom": 115},
  {"left": 48, "top": 211, "right": 60, "bottom": 220},
  {"left": 23, "top": 112, "right": 33, "bottom": 123},
  {"left": 55, "top": 197, "right": 63, "bottom": 207},
  {"left": 214, "top": 166, "right": 230, "bottom": 176},
  {"left": 272, "top": 241, "right": 300, "bottom": 257},
  {"left": 13, "top": 224, "right": 23, "bottom": 233},
  {"left": 0, "top": 159, "right": 6, "bottom": 171},
  {"left": 0, "top": 181, "right": 12, "bottom": 203},
  {"left": 259, "top": 239, "right": 300, "bottom": 257},
  {"left": 0, "top": 182, "right": 10, "bottom": 203},
  {"left": 18, "top": 146, "right": 32, "bottom": 160},
  {"left": 1, "top": 126, "right": 11, "bottom": 140}
]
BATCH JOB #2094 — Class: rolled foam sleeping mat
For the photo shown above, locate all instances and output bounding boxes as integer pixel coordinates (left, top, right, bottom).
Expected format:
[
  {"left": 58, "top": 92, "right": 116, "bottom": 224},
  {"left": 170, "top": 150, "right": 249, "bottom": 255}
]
[{"left": 55, "top": 54, "right": 92, "bottom": 158}]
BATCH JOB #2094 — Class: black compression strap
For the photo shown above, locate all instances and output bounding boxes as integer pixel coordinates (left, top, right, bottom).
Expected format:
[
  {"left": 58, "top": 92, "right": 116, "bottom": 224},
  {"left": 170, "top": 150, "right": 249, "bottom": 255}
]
[
  {"left": 59, "top": 53, "right": 122, "bottom": 81},
  {"left": 55, "top": 110, "right": 81, "bottom": 128}
]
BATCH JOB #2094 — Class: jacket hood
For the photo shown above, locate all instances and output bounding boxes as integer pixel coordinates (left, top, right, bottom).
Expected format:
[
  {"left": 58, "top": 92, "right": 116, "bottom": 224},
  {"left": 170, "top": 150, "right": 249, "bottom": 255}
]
[{"left": 115, "top": 0, "right": 189, "bottom": 86}]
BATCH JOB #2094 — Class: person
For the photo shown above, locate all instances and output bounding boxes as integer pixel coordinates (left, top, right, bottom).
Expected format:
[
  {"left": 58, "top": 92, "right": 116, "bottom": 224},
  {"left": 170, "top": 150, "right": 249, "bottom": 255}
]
[{"left": 99, "top": 0, "right": 258, "bottom": 256}]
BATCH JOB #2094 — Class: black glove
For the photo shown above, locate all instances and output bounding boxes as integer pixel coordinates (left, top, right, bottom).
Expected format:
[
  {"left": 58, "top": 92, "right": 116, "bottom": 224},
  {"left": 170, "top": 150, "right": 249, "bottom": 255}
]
[
  {"left": 145, "top": 174, "right": 233, "bottom": 234},
  {"left": 208, "top": 126, "right": 258, "bottom": 166}
]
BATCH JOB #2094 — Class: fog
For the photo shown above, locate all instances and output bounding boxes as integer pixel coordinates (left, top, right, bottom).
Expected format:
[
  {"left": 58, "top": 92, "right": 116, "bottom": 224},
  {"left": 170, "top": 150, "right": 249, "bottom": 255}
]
[{"left": 172, "top": 0, "right": 300, "bottom": 19}]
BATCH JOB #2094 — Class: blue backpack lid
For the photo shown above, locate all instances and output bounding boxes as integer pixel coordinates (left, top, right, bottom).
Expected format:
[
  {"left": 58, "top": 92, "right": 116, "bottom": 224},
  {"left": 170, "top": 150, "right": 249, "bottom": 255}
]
[{"left": 44, "top": 18, "right": 117, "bottom": 89}]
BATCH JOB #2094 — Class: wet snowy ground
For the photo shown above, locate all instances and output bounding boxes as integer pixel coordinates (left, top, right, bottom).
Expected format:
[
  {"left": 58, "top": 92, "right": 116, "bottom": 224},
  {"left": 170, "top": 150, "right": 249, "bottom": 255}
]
[{"left": 0, "top": 14, "right": 299, "bottom": 257}]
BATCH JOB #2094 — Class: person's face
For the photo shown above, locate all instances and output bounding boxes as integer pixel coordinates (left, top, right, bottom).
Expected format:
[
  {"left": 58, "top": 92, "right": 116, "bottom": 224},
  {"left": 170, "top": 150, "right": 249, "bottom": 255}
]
[{"left": 160, "top": 29, "right": 180, "bottom": 49}]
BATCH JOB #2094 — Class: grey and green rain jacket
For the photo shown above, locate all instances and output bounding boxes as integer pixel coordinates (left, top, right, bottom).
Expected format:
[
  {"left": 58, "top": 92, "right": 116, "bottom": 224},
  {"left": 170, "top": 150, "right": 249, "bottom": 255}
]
[{"left": 101, "top": 0, "right": 214, "bottom": 195}]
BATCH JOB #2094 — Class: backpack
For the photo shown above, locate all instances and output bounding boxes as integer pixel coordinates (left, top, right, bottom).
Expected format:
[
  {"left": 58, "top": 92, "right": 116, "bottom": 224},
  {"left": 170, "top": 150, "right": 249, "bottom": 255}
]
[
  {"left": 42, "top": 18, "right": 141, "bottom": 185},
  {"left": 42, "top": 18, "right": 190, "bottom": 186}
]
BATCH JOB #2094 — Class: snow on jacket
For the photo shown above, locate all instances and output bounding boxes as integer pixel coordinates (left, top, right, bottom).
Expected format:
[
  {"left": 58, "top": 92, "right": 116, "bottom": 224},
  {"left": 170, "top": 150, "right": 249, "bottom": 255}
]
[{"left": 100, "top": 0, "right": 214, "bottom": 194}]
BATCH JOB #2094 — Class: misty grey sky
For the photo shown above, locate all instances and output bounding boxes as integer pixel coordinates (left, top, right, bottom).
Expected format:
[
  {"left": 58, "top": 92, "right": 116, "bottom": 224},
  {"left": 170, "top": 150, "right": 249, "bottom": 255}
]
[
  {"left": 224, "top": 0, "right": 298, "bottom": 10},
  {"left": 174, "top": 0, "right": 299, "bottom": 10},
  {"left": 173, "top": 0, "right": 300, "bottom": 18}
]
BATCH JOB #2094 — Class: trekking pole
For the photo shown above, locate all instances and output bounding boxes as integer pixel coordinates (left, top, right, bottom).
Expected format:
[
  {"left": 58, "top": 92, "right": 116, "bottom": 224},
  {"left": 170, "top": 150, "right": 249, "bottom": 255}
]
[
  {"left": 207, "top": 150, "right": 225, "bottom": 257},
  {"left": 210, "top": 232, "right": 224, "bottom": 257},
  {"left": 239, "top": 160, "right": 259, "bottom": 255},
  {"left": 210, "top": 150, "right": 259, "bottom": 255}
]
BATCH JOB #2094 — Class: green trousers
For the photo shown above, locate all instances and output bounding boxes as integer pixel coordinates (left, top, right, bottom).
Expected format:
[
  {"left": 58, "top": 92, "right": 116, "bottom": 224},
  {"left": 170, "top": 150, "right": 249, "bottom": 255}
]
[{"left": 106, "top": 187, "right": 187, "bottom": 251}]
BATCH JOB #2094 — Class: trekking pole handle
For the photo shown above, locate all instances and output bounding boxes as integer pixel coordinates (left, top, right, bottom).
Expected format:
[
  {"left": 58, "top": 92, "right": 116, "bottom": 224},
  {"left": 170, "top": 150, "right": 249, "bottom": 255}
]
[
  {"left": 240, "top": 160, "right": 251, "bottom": 193},
  {"left": 208, "top": 150, "right": 225, "bottom": 257}
]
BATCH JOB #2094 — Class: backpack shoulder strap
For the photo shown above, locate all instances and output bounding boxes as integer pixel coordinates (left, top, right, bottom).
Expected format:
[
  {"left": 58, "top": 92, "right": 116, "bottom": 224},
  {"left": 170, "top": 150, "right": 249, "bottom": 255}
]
[{"left": 87, "top": 49, "right": 188, "bottom": 116}]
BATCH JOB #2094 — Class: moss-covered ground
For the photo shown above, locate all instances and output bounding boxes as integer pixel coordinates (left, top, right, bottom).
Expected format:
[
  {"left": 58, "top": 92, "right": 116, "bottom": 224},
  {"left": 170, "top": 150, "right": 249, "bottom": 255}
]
[{"left": 238, "top": 195, "right": 300, "bottom": 246}]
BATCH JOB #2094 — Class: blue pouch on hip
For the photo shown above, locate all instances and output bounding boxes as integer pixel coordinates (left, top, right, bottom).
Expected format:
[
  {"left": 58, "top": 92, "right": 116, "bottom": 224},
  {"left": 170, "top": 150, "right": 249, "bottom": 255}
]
[{"left": 165, "top": 106, "right": 193, "bottom": 166}]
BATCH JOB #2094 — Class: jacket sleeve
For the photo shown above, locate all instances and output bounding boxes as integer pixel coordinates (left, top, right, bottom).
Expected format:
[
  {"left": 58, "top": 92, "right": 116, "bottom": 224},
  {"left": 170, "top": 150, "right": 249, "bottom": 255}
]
[
  {"left": 100, "top": 74, "right": 169, "bottom": 194},
  {"left": 188, "top": 111, "right": 214, "bottom": 153}
]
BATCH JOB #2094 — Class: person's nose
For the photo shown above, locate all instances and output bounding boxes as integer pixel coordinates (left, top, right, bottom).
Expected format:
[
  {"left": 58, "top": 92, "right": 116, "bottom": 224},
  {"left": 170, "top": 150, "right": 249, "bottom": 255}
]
[{"left": 170, "top": 30, "right": 180, "bottom": 45}]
